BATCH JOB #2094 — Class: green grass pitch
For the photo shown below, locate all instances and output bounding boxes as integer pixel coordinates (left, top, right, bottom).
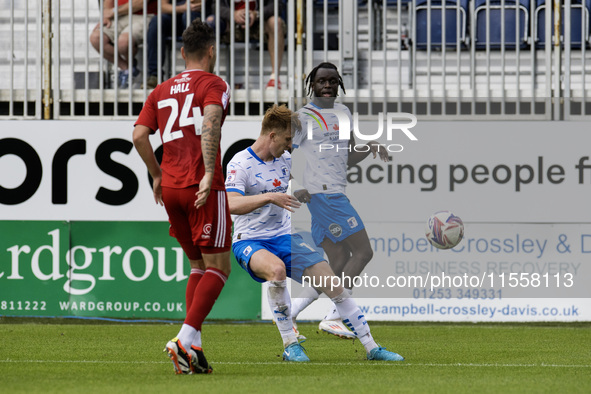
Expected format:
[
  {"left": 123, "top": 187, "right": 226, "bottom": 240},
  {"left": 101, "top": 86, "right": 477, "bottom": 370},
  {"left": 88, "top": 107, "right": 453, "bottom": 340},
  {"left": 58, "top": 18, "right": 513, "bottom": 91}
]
[{"left": 1, "top": 319, "right": 590, "bottom": 393}]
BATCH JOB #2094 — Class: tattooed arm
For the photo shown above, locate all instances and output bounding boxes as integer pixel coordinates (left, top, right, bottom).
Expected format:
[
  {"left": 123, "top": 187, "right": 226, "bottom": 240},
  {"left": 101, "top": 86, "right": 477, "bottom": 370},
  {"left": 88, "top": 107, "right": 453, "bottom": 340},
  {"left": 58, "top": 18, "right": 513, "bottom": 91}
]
[{"left": 195, "top": 104, "right": 223, "bottom": 209}]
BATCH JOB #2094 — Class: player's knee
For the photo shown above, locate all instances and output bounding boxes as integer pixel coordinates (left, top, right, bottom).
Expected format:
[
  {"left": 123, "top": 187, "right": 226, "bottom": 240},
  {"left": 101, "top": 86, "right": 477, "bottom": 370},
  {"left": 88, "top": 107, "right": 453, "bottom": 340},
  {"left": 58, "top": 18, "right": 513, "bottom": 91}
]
[
  {"left": 364, "top": 248, "right": 374, "bottom": 263},
  {"left": 356, "top": 246, "right": 373, "bottom": 265},
  {"left": 216, "top": 264, "right": 232, "bottom": 277},
  {"left": 266, "top": 263, "right": 287, "bottom": 281}
]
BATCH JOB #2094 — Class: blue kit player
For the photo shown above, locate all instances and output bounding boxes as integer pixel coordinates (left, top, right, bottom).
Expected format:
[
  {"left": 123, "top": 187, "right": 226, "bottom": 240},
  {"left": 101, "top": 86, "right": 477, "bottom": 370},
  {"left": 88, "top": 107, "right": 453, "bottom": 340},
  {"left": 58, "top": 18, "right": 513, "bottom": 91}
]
[
  {"left": 290, "top": 62, "right": 391, "bottom": 339},
  {"left": 225, "top": 104, "right": 403, "bottom": 362}
]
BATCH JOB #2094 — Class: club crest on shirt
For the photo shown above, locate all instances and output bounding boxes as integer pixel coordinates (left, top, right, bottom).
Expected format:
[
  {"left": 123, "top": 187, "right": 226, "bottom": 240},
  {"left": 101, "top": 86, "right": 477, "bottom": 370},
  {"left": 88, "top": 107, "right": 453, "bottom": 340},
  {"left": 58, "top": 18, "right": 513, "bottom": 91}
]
[
  {"left": 281, "top": 166, "right": 288, "bottom": 176},
  {"left": 347, "top": 217, "right": 358, "bottom": 229},
  {"left": 226, "top": 169, "right": 236, "bottom": 183},
  {"left": 201, "top": 223, "right": 212, "bottom": 239}
]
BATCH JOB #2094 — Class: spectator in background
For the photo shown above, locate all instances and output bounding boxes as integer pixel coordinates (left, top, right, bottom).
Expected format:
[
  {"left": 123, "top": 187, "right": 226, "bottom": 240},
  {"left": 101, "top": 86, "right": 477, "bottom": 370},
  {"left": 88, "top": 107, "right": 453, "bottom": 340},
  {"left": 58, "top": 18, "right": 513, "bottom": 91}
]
[
  {"left": 90, "top": 0, "right": 158, "bottom": 88},
  {"left": 144, "top": 0, "right": 210, "bottom": 89},
  {"left": 208, "top": 0, "right": 286, "bottom": 89}
]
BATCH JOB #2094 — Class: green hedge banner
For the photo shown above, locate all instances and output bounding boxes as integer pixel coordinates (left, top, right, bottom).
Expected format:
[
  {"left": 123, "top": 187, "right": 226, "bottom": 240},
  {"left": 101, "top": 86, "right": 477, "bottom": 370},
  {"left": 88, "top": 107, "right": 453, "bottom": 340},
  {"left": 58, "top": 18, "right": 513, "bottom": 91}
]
[{"left": 0, "top": 221, "right": 261, "bottom": 320}]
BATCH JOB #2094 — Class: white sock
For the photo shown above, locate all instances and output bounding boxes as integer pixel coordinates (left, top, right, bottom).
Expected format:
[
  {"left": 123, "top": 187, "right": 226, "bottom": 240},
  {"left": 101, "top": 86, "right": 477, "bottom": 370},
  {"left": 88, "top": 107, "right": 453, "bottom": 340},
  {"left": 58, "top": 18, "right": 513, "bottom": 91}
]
[
  {"left": 331, "top": 290, "right": 378, "bottom": 353},
  {"left": 270, "top": 72, "right": 276, "bottom": 80},
  {"left": 323, "top": 303, "right": 339, "bottom": 321},
  {"left": 291, "top": 286, "right": 321, "bottom": 319},
  {"left": 192, "top": 330, "right": 202, "bottom": 349},
  {"left": 324, "top": 288, "right": 352, "bottom": 320},
  {"left": 268, "top": 280, "right": 297, "bottom": 347},
  {"left": 177, "top": 323, "right": 197, "bottom": 351}
]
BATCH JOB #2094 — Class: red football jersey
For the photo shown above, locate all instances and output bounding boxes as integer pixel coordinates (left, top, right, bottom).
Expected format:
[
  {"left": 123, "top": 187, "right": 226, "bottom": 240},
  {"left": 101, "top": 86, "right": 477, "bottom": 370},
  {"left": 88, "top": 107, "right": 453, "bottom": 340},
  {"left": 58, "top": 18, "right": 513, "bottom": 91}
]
[{"left": 135, "top": 69, "right": 231, "bottom": 189}]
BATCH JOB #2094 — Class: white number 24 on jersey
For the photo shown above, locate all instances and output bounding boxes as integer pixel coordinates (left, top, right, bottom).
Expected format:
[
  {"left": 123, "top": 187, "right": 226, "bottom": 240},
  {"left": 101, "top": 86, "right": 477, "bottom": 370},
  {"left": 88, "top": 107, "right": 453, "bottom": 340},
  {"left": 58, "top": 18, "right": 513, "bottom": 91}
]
[{"left": 157, "top": 94, "right": 204, "bottom": 143}]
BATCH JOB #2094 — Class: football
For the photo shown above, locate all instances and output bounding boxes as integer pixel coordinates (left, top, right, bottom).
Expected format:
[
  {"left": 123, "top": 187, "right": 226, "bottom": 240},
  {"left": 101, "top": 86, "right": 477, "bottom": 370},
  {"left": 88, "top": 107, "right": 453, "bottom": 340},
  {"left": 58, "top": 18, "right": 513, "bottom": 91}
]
[{"left": 425, "top": 211, "right": 464, "bottom": 249}]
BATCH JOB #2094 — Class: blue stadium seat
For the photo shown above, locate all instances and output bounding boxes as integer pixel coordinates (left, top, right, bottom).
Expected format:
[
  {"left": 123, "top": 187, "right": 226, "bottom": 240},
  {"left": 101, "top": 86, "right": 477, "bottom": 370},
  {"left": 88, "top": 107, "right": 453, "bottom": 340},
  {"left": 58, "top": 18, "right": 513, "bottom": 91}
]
[
  {"left": 473, "top": 0, "right": 530, "bottom": 49},
  {"left": 534, "top": 0, "right": 590, "bottom": 48},
  {"left": 414, "top": 0, "right": 469, "bottom": 49}
]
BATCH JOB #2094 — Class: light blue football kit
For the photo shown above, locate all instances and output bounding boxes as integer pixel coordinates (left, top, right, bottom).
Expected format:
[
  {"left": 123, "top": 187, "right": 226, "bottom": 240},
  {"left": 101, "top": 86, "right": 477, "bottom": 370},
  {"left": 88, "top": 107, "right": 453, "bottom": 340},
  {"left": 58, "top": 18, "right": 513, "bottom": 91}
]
[
  {"left": 294, "top": 102, "right": 366, "bottom": 246},
  {"left": 226, "top": 147, "right": 323, "bottom": 283},
  {"left": 226, "top": 139, "right": 405, "bottom": 363}
]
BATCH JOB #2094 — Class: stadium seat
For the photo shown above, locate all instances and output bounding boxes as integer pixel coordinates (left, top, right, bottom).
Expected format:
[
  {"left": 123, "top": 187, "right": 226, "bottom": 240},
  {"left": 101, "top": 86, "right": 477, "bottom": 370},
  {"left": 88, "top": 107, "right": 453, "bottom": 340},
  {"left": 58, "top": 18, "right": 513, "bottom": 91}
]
[
  {"left": 413, "top": 0, "right": 469, "bottom": 49},
  {"left": 473, "top": 0, "right": 530, "bottom": 49},
  {"left": 534, "top": 0, "right": 590, "bottom": 48}
]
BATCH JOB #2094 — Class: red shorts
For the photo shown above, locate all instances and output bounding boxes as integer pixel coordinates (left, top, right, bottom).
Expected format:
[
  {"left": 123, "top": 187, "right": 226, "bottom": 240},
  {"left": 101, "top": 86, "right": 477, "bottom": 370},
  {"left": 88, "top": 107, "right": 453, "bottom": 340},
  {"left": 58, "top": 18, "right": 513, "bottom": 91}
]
[{"left": 162, "top": 186, "right": 232, "bottom": 260}]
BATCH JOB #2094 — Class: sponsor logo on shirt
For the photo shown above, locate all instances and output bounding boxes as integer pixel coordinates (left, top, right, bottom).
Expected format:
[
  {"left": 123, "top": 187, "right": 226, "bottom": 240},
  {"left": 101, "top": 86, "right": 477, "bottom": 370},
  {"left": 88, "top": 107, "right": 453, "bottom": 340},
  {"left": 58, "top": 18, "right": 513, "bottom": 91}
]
[
  {"left": 174, "top": 73, "right": 192, "bottom": 84},
  {"left": 329, "top": 223, "right": 342, "bottom": 238}
]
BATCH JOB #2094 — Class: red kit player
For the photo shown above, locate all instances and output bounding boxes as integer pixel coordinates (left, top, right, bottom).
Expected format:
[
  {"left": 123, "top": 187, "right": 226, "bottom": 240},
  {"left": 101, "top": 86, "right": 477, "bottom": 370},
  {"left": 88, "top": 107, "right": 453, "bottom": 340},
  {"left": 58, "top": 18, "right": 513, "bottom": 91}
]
[{"left": 133, "top": 19, "right": 231, "bottom": 375}]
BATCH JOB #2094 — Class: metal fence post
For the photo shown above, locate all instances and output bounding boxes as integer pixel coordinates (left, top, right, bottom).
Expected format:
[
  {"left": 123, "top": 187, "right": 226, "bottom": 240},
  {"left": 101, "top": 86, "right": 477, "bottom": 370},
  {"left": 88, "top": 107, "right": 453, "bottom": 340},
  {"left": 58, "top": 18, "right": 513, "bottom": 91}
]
[
  {"left": 553, "top": 0, "right": 562, "bottom": 119},
  {"left": 43, "top": 0, "right": 53, "bottom": 119}
]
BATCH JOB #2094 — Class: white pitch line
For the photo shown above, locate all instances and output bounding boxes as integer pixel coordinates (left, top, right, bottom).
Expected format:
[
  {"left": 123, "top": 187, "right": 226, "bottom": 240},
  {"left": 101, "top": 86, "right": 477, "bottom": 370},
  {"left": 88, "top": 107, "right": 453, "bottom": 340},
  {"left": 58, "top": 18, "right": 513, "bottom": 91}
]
[
  {"left": 1, "top": 359, "right": 589, "bottom": 368},
  {"left": 215, "top": 362, "right": 591, "bottom": 368}
]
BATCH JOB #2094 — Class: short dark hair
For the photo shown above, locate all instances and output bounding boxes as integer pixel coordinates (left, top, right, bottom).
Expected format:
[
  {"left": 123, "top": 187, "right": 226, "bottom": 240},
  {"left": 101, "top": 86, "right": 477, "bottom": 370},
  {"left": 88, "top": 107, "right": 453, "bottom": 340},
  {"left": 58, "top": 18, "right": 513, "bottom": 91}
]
[
  {"left": 182, "top": 19, "right": 215, "bottom": 59},
  {"left": 305, "top": 62, "right": 346, "bottom": 97}
]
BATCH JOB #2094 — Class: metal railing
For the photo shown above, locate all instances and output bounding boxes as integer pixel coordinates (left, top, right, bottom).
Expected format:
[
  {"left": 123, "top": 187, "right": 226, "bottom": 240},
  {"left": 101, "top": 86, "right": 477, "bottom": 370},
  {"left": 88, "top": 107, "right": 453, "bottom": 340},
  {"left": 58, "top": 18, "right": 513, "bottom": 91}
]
[{"left": 1, "top": 0, "right": 590, "bottom": 120}]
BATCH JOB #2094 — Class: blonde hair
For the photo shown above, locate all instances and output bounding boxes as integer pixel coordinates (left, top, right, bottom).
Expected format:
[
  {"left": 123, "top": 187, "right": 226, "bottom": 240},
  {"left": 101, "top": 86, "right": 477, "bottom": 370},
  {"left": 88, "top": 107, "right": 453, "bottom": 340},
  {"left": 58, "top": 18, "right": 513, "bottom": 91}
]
[{"left": 261, "top": 104, "right": 301, "bottom": 135}]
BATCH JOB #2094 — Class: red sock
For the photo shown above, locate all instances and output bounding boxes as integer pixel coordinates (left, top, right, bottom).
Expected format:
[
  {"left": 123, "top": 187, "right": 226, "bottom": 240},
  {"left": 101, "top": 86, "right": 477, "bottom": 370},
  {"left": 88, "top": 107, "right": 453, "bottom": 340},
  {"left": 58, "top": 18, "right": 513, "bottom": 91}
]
[
  {"left": 184, "top": 267, "right": 228, "bottom": 331},
  {"left": 186, "top": 268, "right": 205, "bottom": 311}
]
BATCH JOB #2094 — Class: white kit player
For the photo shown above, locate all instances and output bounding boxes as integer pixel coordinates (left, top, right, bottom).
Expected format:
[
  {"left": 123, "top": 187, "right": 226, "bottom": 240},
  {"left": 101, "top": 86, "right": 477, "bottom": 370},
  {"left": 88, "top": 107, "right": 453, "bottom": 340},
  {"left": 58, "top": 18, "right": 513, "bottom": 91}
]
[
  {"left": 291, "top": 62, "right": 390, "bottom": 339},
  {"left": 225, "top": 105, "right": 404, "bottom": 362}
]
